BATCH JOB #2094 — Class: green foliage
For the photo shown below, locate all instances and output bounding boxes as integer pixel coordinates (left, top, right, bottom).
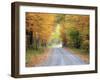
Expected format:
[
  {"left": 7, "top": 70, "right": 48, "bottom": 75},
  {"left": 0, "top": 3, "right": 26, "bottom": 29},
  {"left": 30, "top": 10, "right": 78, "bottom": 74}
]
[{"left": 66, "top": 28, "right": 81, "bottom": 48}]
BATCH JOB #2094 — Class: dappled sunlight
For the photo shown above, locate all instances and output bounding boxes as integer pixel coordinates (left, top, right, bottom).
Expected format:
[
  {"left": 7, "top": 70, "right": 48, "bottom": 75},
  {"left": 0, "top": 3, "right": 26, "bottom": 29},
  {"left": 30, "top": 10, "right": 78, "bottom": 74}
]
[{"left": 47, "top": 24, "right": 62, "bottom": 48}]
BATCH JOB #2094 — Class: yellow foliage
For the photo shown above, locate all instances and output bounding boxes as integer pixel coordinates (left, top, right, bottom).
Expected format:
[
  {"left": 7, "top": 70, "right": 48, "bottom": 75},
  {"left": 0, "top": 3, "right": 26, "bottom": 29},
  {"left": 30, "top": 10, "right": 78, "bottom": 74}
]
[{"left": 26, "top": 12, "right": 56, "bottom": 43}]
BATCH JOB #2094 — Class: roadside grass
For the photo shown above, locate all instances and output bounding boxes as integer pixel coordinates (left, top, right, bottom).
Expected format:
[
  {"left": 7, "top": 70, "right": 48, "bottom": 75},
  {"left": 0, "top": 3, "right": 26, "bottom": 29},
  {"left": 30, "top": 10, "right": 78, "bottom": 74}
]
[
  {"left": 26, "top": 48, "right": 44, "bottom": 55},
  {"left": 26, "top": 48, "right": 44, "bottom": 66},
  {"left": 26, "top": 48, "right": 50, "bottom": 67},
  {"left": 69, "top": 48, "right": 89, "bottom": 54},
  {"left": 65, "top": 47, "right": 89, "bottom": 64}
]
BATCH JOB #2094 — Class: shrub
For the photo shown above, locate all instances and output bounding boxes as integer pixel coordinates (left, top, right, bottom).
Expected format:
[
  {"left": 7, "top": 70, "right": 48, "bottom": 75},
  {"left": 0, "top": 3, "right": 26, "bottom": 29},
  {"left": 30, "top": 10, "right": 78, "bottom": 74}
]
[
  {"left": 67, "top": 28, "right": 81, "bottom": 48},
  {"left": 81, "top": 40, "right": 89, "bottom": 52}
]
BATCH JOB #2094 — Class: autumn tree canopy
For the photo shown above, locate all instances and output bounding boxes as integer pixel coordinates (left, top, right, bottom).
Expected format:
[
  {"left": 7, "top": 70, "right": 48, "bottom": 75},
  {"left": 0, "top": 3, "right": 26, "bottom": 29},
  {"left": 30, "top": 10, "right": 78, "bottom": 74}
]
[
  {"left": 26, "top": 12, "right": 89, "bottom": 52},
  {"left": 59, "top": 14, "right": 89, "bottom": 51},
  {"left": 26, "top": 12, "right": 56, "bottom": 49}
]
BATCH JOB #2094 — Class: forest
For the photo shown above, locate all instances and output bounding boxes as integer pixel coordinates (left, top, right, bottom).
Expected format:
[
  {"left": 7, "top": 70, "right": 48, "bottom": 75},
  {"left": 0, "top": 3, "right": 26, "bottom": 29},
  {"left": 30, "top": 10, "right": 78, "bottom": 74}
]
[
  {"left": 26, "top": 13, "right": 89, "bottom": 51},
  {"left": 26, "top": 12, "right": 89, "bottom": 67}
]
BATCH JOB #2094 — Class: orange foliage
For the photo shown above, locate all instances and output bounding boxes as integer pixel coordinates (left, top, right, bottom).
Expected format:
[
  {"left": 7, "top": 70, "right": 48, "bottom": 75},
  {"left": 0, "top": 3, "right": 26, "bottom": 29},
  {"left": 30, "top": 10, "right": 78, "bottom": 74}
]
[{"left": 26, "top": 12, "right": 56, "bottom": 43}]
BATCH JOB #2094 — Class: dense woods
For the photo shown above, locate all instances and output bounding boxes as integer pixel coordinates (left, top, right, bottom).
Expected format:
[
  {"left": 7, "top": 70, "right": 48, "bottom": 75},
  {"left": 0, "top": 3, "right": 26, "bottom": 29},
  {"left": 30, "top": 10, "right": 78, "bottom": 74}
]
[
  {"left": 59, "top": 15, "right": 89, "bottom": 52},
  {"left": 26, "top": 12, "right": 89, "bottom": 52},
  {"left": 26, "top": 12, "right": 56, "bottom": 50}
]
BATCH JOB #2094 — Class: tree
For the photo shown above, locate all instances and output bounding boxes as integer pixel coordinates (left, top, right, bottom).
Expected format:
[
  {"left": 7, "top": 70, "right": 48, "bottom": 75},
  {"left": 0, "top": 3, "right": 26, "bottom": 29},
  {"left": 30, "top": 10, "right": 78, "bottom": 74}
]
[
  {"left": 59, "top": 14, "right": 89, "bottom": 51},
  {"left": 68, "top": 27, "right": 81, "bottom": 48},
  {"left": 26, "top": 12, "right": 56, "bottom": 50}
]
